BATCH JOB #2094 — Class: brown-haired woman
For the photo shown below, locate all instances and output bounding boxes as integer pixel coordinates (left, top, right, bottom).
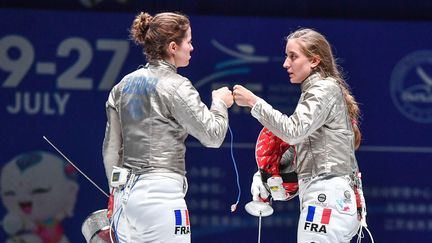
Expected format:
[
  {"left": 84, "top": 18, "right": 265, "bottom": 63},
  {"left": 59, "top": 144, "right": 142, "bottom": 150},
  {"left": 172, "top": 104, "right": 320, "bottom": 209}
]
[
  {"left": 233, "top": 28, "right": 372, "bottom": 242},
  {"left": 102, "top": 11, "right": 233, "bottom": 242}
]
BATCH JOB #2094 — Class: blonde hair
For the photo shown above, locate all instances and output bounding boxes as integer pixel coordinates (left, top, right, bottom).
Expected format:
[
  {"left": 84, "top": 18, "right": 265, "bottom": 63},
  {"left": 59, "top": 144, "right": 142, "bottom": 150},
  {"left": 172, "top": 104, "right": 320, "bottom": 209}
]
[
  {"left": 287, "top": 28, "right": 362, "bottom": 149},
  {"left": 129, "top": 11, "right": 190, "bottom": 61}
]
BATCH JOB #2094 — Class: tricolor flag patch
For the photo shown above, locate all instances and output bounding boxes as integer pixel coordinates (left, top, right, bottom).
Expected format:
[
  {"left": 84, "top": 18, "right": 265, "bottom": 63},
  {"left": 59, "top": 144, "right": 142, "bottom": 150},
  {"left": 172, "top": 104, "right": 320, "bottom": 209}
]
[
  {"left": 175, "top": 209, "right": 190, "bottom": 226},
  {"left": 306, "top": 205, "right": 332, "bottom": 224},
  {"left": 174, "top": 209, "right": 190, "bottom": 235}
]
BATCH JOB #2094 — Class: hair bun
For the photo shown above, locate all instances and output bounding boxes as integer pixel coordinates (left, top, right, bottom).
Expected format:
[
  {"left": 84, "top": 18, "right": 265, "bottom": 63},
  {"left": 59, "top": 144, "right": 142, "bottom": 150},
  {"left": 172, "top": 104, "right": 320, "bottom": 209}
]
[
  {"left": 138, "top": 12, "right": 153, "bottom": 32},
  {"left": 130, "top": 12, "right": 153, "bottom": 45}
]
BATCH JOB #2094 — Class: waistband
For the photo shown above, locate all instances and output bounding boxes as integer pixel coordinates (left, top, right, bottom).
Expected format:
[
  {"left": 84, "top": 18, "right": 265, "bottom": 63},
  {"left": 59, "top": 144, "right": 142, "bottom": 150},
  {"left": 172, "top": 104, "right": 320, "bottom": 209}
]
[
  {"left": 136, "top": 172, "right": 186, "bottom": 183},
  {"left": 299, "top": 172, "right": 362, "bottom": 193}
]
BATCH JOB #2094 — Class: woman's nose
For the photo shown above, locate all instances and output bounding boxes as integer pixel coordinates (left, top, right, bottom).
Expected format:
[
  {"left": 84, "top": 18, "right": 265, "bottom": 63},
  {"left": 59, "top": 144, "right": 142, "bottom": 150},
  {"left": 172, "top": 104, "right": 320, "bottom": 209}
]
[{"left": 283, "top": 59, "right": 290, "bottom": 69}]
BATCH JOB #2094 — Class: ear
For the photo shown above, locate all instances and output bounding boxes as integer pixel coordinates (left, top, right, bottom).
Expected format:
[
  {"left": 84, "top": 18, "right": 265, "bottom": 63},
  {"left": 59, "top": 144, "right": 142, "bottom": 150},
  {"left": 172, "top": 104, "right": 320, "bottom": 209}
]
[
  {"left": 310, "top": 55, "right": 321, "bottom": 68},
  {"left": 167, "top": 41, "right": 177, "bottom": 55}
]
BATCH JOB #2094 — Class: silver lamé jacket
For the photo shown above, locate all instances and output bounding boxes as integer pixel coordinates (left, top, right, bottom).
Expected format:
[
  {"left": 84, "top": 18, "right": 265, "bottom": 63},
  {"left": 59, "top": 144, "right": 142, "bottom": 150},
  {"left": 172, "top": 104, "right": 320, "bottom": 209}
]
[
  {"left": 102, "top": 60, "right": 229, "bottom": 181},
  {"left": 251, "top": 73, "right": 359, "bottom": 180}
]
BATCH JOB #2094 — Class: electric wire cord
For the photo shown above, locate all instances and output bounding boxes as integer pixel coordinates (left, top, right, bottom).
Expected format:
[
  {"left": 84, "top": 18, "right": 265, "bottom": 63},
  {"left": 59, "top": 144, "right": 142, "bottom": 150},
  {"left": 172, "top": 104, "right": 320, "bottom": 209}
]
[
  {"left": 107, "top": 125, "right": 242, "bottom": 243},
  {"left": 110, "top": 205, "right": 122, "bottom": 243},
  {"left": 356, "top": 224, "right": 375, "bottom": 243},
  {"left": 109, "top": 175, "right": 140, "bottom": 243},
  {"left": 228, "top": 125, "right": 241, "bottom": 212}
]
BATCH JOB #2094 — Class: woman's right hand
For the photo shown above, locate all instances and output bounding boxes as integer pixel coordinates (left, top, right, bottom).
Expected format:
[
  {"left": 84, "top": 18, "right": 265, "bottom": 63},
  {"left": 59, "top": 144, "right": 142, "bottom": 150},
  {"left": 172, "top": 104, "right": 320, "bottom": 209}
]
[
  {"left": 233, "top": 84, "right": 258, "bottom": 108},
  {"left": 212, "top": 86, "right": 234, "bottom": 108}
]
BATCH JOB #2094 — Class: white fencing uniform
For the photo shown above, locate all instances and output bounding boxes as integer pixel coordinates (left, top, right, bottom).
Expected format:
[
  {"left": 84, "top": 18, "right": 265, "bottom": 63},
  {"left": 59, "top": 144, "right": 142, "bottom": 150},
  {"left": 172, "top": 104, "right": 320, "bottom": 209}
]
[
  {"left": 250, "top": 72, "right": 368, "bottom": 242},
  {"left": 297, "top": 176, "right": 362, "bottom": 243},
  {"left": 113, "top": 173, "right": 189, "bottom": 243}
]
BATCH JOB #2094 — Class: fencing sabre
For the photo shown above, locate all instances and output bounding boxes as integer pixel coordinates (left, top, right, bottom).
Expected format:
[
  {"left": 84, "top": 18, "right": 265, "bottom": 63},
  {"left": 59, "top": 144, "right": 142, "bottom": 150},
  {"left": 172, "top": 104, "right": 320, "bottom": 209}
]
[{"left": 43, "top": 136, "right": 109, "bottom": 198}]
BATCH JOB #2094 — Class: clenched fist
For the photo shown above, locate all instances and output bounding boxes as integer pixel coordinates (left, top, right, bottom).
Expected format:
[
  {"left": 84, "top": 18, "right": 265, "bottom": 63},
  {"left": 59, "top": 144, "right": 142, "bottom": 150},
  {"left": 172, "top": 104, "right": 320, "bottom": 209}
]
[
  {"left": 212, "top": 86, "right": 234, "bottom": 108},
  {"left": 233, "top": 84, "right": 258, "bottom": 108}
]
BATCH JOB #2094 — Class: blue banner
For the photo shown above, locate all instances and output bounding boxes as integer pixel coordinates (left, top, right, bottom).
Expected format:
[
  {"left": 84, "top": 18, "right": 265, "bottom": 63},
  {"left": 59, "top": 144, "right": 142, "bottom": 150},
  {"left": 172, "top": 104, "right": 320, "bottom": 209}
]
[{"left": 1, "top": 8, "right": 432, "bottom": 242}]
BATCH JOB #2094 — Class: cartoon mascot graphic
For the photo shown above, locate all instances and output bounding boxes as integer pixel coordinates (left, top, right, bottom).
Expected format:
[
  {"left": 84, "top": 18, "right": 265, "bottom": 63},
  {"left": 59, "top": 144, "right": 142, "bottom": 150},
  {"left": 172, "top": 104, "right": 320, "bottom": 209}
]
[{"left": 1, "top": 151, "right": 79, "bottom": 243}]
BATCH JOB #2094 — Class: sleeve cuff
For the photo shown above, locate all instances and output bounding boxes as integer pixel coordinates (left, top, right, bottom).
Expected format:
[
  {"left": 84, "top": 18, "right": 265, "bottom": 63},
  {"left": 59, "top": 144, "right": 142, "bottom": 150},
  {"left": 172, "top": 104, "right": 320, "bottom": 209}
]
[
  {"left": 212, "top": 97, "right": 228, "bottom": 109},
  {"left": 251, "top": 97, "right": 266, "bottom": 118}
]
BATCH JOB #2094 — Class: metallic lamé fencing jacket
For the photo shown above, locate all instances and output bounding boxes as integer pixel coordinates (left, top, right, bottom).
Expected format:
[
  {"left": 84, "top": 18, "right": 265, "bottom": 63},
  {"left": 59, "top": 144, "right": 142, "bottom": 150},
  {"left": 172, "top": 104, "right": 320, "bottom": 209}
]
[
  {"left": 251, "top": 73, "right": 359, "bottom": 180},
  {"left": 102, "top": 60, "right": 228, "bottom": 180}
]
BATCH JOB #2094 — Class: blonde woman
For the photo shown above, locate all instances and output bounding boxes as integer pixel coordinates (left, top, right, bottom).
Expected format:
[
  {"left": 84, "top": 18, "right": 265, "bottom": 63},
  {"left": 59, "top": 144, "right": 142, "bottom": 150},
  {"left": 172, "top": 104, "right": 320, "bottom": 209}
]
[{"left": 234, "top": 28, "right": 369, "bottom": 243}]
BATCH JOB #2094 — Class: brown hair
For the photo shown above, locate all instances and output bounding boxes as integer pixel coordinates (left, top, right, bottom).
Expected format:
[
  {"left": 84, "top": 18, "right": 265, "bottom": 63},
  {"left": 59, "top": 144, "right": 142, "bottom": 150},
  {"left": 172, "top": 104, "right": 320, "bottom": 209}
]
[
  {"left": 130, "top": 12, "right": 190, "bottom": 61},
  {"left": 287, "top": 28, "right": 362, "bottom": 149}
]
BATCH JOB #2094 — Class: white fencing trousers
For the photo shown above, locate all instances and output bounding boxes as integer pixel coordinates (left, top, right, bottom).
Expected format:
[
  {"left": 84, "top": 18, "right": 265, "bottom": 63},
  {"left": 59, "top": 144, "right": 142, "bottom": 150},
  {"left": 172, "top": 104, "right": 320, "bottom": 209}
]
[
  {"left": 297, "top": 175, "right": 361, "bottom": 243},
  {"left": 112, "top": 173, "right": 190, "bottom": 243}
]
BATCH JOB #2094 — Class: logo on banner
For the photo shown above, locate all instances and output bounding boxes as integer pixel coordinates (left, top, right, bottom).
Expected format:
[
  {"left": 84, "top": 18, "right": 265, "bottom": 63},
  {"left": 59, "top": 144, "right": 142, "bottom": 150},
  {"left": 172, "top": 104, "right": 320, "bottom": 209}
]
[
  {"left": 390, "top": 50, "right": 432, "bottom": 123},
  {"left": 174, "top": 209, "right": 190, "bottom": 235},
  {"left": 303, "top": 205, "right": 332, "bottom": 234},
  {"left": 194, "top": 39, "right": 272, "bottom": 89},
  {"left": 194, "top": 39, "right": 271, "bottom": 114},
  {"left": 195, "top": 39, "right": 300, "bottom": 115}
]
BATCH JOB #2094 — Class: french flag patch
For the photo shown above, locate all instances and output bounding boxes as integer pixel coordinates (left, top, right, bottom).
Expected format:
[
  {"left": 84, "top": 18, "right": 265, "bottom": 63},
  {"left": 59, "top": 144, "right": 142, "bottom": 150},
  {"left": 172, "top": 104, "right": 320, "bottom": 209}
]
[
  {"left": 174, "top": 209, "right": 190, "bottom": 226},
  {"left": 306, "top": 205, "right": 332, "bottom": 224}
]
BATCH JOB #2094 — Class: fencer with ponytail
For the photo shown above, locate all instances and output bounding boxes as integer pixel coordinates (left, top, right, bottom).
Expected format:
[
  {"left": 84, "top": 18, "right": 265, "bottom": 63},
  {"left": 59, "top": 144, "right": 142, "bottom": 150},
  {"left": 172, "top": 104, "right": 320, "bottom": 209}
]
[{"left": 286, "top": 28, "right": 362, "bottom": 149}]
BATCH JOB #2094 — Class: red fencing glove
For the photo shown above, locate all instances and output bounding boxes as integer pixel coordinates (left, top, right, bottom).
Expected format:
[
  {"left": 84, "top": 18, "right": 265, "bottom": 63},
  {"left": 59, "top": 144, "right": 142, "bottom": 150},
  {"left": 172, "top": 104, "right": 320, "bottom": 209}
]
[{"left": 255, "top": 127, "right": 298, "bottom": 201}]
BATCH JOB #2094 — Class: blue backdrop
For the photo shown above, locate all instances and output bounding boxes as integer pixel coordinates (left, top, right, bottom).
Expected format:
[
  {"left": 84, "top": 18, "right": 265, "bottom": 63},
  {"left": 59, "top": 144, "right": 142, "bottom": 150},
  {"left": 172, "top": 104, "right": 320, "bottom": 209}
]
[{"left": 1, "top": 8, "right": 432, "bottom": 242}]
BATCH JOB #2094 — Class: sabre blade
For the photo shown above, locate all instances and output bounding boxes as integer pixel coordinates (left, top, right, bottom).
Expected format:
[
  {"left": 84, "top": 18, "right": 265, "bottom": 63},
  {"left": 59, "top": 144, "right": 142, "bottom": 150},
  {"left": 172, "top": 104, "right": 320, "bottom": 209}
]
[
  {"left": 43, "top": 136, "right": 109, "bottom": 198},
  {"left": 258, "top": 213, "right": 262, "bottom": 243}
]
